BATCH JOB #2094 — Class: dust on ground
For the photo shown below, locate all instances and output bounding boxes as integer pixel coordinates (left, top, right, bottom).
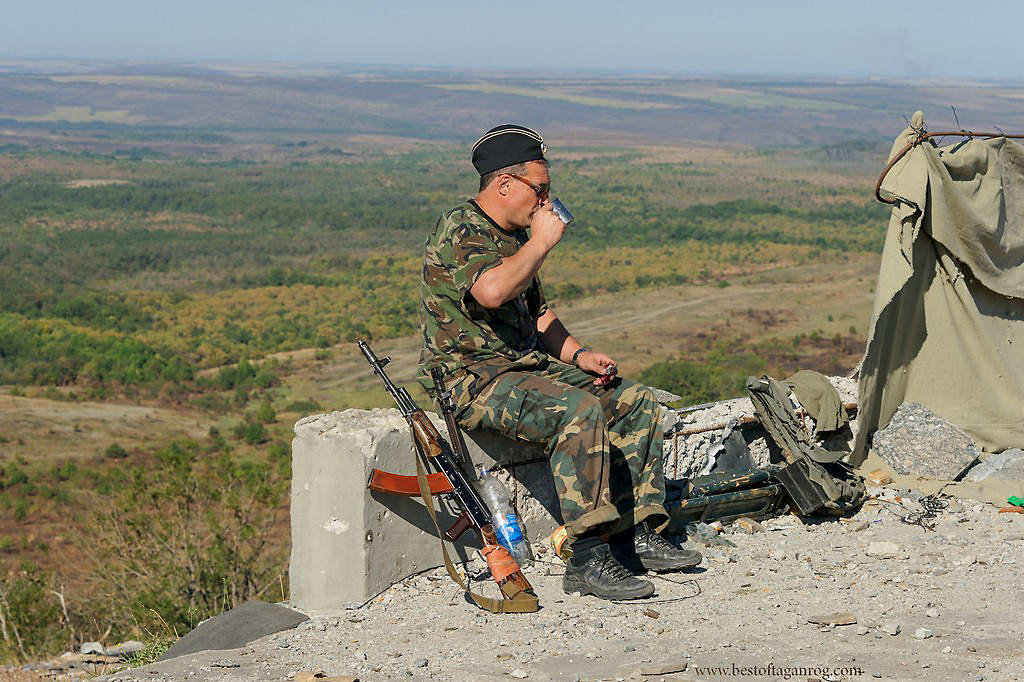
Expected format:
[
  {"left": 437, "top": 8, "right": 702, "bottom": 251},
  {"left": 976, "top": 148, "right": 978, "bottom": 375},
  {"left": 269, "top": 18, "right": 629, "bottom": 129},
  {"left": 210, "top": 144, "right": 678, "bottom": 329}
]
[{"left": 104, "top": 490, "right": 1024, "bottom": 682}]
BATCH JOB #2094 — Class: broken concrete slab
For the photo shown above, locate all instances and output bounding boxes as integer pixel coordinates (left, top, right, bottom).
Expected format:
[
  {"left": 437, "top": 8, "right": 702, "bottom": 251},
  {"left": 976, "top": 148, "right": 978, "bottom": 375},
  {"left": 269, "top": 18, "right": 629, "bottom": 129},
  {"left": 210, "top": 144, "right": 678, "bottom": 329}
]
[
  {"left": 158, "top": 600, "right": 308, "bottom": 662},
  {"left": 647, "top": 386, "right": 682, "bottom": 405},
  {"left": 966, "top": 448, "right": 1024, "bottom": 482},
  {"left": 870, "top": 402, "right": 978, "bottom": 480},
  {"left": 664, "top": 375, "right": 859, "bottom": 479}
]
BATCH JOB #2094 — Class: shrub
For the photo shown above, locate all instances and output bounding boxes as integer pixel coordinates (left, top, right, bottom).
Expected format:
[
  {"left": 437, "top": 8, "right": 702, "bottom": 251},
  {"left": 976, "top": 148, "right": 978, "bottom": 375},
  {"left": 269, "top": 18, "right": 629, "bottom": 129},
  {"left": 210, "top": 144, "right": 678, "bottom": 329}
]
[
  {"left": 105, "top": 443, "right": 129, "bottom": 459},
  {"left": 0, "top": 564, "right": 73, "bottom": 663},
  {"left": 637, "top": 349, "right": 766, "bottom": 406},
  {"left": 284, "top": 399, "right": 322, "bottom": 413},
  {"left": 244, "top": 422, "right": 267, "bottom": 445},
  {"left": 83, "top": 440, "right": 286, "bottom": 640},
  {"left": 251, "top": 402, "right": 276, "bottom": 424}
]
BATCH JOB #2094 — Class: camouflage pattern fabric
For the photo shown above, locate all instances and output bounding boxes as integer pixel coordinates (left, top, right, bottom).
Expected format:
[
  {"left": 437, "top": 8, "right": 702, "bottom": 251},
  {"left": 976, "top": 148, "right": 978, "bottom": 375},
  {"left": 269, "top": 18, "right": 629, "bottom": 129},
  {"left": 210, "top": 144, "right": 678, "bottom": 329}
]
[
  {"left": 458, "top": 361, "right": 669, "bottom": 541},
  {"left": 418, "top": 200, "right": 549, "bottom": 405},
  {"left": 419, "top": 199, "right": 668, "bottom": 542}
]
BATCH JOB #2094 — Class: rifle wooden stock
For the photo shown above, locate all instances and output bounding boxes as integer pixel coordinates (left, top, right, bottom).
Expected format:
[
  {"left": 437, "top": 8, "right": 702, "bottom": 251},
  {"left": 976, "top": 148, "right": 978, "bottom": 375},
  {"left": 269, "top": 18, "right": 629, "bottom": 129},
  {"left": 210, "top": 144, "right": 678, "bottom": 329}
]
[{"left": 410, "top": 410, "right": 445, "bottom": 458}]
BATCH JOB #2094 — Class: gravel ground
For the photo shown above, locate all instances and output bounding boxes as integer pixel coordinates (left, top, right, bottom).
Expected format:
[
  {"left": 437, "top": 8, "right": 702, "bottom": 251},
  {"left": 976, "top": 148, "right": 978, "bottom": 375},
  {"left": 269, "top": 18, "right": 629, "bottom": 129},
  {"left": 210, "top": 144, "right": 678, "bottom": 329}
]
[{"left": 105, "top": 489, "right": 1024, "bottom": 682}]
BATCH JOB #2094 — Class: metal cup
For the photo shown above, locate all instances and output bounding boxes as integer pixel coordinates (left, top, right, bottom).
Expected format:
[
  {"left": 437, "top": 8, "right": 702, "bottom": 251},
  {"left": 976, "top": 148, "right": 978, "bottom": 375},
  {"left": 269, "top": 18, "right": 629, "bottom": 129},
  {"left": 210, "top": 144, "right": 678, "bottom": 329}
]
[{"left": 550, "top": 198, "right": 574, "bottom": 226}]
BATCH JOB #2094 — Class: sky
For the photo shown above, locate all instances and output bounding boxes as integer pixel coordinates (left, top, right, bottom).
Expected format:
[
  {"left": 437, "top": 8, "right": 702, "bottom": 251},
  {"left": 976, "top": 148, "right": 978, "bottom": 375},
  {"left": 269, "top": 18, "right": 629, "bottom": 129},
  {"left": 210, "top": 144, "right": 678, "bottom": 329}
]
[{"left": 2, "top": 0, "right": 1021, "bottom": 80}]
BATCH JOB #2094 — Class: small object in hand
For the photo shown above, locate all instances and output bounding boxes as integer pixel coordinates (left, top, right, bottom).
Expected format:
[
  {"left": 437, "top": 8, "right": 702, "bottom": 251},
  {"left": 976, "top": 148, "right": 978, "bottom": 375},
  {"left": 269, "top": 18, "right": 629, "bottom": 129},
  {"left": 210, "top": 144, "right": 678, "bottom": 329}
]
[
  {"left": 550, "top": 198, "right": 574, "bottom": 225},
  {"left": 594, "top": 363, "right": 617, "bottom": 387}
]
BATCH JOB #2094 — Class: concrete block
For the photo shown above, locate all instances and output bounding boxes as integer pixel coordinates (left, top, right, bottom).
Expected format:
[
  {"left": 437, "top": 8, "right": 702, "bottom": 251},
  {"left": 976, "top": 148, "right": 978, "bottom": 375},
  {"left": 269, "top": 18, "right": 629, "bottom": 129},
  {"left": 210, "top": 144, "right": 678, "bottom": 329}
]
[{"left": 288, "top": 408, "right": 554, "bottom": 613}]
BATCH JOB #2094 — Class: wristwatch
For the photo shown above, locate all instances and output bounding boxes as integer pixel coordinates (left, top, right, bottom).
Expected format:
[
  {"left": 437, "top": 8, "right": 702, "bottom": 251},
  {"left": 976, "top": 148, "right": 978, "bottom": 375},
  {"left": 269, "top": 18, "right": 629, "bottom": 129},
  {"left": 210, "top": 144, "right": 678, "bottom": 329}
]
[{"left": 572, "top": 347, "right": 589, "bottom": 367}]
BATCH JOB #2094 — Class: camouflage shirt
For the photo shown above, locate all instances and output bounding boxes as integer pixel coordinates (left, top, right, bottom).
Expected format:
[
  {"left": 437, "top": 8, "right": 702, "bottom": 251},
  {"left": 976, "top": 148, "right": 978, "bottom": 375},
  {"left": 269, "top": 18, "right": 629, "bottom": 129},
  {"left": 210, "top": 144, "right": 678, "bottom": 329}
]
[{"left": 419, "top": 200, "right": 549, "bottom": 406}]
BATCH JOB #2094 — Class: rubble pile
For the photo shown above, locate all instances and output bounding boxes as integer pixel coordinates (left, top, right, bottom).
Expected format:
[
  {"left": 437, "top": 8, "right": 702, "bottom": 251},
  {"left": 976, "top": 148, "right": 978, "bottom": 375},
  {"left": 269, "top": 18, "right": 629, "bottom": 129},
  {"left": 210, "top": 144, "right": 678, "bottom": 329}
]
[{"left": 661, "top": 376, "right": 859, "bottom": 480}]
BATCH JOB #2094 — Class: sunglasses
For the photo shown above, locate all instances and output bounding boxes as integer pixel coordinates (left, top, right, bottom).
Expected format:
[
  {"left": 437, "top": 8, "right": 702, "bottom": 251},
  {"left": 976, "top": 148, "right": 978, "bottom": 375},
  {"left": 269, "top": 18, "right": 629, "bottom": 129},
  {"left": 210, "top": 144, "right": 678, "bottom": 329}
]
[{"left": 508, "top": 173, "right": 550, "bottom": 200}]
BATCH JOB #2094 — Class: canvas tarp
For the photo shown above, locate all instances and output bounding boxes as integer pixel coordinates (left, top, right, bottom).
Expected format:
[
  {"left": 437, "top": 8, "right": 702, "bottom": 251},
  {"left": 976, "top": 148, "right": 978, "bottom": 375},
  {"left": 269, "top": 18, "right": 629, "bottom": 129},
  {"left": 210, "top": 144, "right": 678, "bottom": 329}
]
[{"left": 852, "top": 110, "right": 1024, "bottom": 466}]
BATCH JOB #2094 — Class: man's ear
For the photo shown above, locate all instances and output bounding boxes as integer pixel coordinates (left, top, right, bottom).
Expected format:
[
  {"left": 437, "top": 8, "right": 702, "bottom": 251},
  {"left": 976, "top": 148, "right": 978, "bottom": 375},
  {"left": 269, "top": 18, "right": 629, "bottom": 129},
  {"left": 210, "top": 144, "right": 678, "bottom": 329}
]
[{"left": 496, "top": 175, "right": 510, "bottom": 196}]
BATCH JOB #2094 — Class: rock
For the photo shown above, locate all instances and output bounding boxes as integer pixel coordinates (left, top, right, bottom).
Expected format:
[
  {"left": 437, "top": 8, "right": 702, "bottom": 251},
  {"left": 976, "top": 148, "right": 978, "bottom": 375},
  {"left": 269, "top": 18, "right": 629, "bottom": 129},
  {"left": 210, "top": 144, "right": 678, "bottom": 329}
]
[
  {"left": 103, "top": 641, "right": 145, "bottom": 658},
  {"left": 882, "top": 622, "right": 901, "bottom": 636},
  {"left": 871, "top": 402, "right": 978, "bottom": 480},
  {"left": 856, "top": 626, "right": 870, "bottom": 636},
  {"left": 942, "top": 646, "right": 953, "bottom": 654},
  {"left": 807, "top": 612, "right": 857, "bottom": 626},
  {"left": 865, "top": 469, "right": 893, "bottom": 485},
  {"left": 79, "top": 642, "right": 104, "bottom": 655},
  {"left": 734, "top": 517, "right": 763, "bottom": 534},
  {"left": 966, "top": 449, "right": 1024, "bottom": 482},
  {"left": 926, "top": 608, "right": 940, "bottom": 618},
  {"left": 510, "top": 668, "right": 529, "bottom": 679},
  {"left": 415, "top": 658, "right": 428, "bottom": 668},
  {"left": 295, "top": 672, "right": 359, "bottom": 682},
  {"left": 914, "top": 628, "right": 933, "bottom": 640},
  {"left": 865, "top": 541, "right": 900, "bottom": 558},
  {"left": 946, "top": 501, "right": 965, "bottom": 513},
  {"left": 210, "top": 659, "right": 240, "bottom": 668},
  {"left": 846, "top": 521, "right": 870, "bottom": 532},
  {"left": 639, "top": 659, "right": 688, "bottom": 675}
]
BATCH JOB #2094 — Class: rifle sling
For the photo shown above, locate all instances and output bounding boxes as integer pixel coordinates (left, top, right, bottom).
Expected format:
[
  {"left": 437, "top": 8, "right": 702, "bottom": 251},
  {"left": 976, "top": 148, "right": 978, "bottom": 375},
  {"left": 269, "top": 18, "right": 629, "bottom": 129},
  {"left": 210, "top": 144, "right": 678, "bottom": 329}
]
[{"left": 413, "top": 443, "right": 539, "bottom": 614}]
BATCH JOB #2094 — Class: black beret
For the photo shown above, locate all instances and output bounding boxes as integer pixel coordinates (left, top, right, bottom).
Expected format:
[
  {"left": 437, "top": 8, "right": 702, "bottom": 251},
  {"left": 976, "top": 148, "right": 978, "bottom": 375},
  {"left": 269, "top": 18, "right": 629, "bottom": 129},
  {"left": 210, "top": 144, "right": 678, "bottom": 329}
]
[{"left": 471, "top": 124, "right": 547, "bottom": 175}]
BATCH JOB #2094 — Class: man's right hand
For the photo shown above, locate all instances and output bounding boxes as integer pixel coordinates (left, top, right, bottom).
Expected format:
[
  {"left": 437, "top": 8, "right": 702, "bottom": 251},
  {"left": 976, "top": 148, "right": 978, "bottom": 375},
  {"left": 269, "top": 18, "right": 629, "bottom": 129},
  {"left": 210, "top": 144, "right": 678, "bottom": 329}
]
[{"left": 529, "top": 204, "right": 567, "bottom": 251}]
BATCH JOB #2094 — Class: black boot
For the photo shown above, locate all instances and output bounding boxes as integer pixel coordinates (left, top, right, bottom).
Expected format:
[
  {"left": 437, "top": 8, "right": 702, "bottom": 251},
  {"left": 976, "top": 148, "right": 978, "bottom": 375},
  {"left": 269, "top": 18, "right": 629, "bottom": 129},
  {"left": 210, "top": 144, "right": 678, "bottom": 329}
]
[
  {"left": 633, "top": 525, "right": 702, "bottom": 573},
  {"left": 562, "top": 543, "right": 655, "bottom": 600}
]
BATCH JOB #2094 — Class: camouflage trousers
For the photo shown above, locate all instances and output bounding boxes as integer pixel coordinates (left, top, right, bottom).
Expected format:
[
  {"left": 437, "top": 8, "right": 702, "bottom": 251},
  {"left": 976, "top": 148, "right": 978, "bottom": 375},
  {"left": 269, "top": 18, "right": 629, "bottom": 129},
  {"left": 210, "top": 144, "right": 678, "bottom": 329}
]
[{"left": 457, "top": 361, "right": 668, "bottom": 542}]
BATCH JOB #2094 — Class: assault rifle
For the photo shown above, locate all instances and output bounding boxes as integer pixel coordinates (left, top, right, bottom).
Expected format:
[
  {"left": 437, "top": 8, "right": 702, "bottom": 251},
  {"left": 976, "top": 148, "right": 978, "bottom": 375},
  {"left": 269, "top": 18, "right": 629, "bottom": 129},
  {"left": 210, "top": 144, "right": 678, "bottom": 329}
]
[{"left": 357, "top": 340, "right": 538, "bottom": 613}]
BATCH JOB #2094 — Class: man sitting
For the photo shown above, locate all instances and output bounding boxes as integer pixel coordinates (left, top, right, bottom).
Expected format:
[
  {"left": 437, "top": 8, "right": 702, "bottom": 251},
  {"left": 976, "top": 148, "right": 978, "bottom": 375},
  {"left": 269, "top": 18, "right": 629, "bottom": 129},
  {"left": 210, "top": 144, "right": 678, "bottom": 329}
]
[{"left": 418, "top": 124, "right": 702, "bottom": 600}]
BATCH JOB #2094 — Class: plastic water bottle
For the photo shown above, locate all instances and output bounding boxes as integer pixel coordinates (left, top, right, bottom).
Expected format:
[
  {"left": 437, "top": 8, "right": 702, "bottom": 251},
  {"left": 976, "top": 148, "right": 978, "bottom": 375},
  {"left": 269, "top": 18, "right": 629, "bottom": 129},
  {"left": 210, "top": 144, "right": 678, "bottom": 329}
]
[{"left": 475, "top": 468, "right": 533, "bottom": 568}]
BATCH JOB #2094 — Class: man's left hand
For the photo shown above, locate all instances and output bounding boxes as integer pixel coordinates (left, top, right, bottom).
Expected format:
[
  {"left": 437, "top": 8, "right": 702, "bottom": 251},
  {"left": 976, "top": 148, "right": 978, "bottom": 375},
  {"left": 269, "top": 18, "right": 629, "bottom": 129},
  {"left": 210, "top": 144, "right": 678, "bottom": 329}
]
[{"left": 577, "top": 351, "right": 618, "bottom": 386}]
